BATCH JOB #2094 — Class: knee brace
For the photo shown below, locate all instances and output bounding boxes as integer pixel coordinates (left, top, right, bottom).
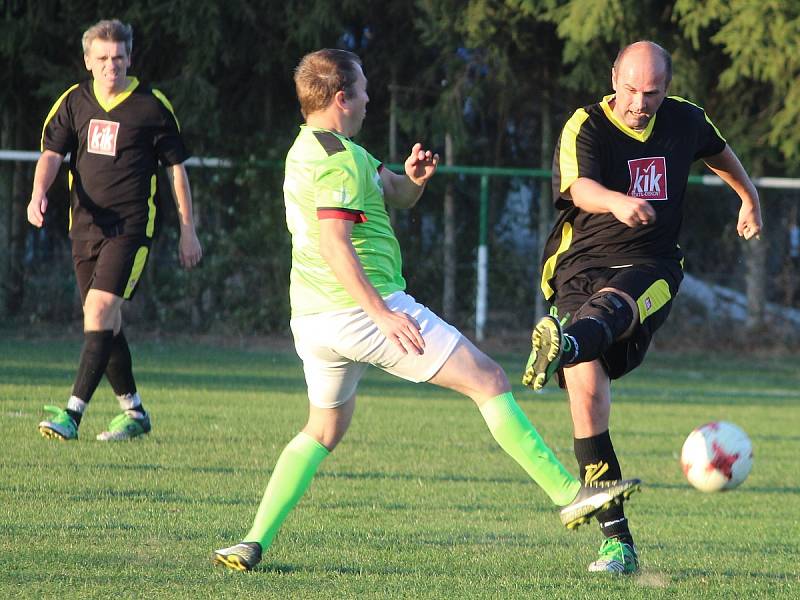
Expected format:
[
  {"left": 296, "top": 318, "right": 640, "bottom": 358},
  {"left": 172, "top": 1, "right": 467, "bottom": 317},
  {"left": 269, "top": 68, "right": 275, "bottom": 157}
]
[{"left": 574, "top": 291, "right": 634, "bottom": 346}]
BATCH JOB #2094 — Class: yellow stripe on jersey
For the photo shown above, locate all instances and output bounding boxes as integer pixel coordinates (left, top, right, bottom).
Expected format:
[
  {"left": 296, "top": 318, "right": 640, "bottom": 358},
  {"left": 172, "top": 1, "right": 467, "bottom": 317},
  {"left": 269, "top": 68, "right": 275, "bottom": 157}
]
[
  {"left": 146, "top": 175, "right": 157, "bottom": 238},
  {"left": 637, "top": 279, "right": 672, "bottom": 323},
  {"left": 540, "top": 221, "right": 574, "bottom": 301},
  {"left": 92, "top": 77, "right": 140, "bottom": 112},
  {"left": 152, "top": 88, "right": 181, "bottom": 131},
  {"left": 600, "top": 94, "right": 657, "bottom": 142},
  {"left": 123, "top": 246, "right": 150, "bottom": 300},
  {"left": 558, "top": 109, "right": 591, "bottom": 193},
  {"left": 40, "top": 84, "right": 80, "bottom": 151},
  {"left": 68, "top": 171, "right": 74, "bottom": 231},
  {"left": 669, "top": 95, "right": 726, "bottom": 143}
]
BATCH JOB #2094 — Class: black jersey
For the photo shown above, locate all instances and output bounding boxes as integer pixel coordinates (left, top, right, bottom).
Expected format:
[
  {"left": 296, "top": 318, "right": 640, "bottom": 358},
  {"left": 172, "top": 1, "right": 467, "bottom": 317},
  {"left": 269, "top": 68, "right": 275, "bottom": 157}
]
[
  {"left": 41, "top": 78, "right": 189, "bottom": 240},
  {"left": 540, "top": 95, "right": 726, "bottom": 300}
]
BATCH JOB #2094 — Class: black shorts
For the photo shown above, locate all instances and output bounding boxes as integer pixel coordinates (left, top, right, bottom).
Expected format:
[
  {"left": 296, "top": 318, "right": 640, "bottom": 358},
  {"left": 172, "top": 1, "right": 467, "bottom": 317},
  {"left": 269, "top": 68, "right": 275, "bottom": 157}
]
[
  {"left": 72, "top": 236, "right": 151, "bottom": 303},
  {"left": 552, "top": 262, "right": 683, "bottom": 380}
]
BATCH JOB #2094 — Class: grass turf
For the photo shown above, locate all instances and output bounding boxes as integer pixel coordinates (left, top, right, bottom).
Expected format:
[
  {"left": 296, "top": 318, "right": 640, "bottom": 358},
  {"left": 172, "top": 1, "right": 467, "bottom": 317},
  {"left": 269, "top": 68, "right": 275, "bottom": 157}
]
[{"left": 1, "top": 337, "right": 798, "bottom": 599}]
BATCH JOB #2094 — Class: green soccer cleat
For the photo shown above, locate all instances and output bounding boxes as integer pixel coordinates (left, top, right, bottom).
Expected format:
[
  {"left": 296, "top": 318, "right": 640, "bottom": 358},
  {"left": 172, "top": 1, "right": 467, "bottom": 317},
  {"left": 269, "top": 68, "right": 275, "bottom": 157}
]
[
  {"left": 212, "top": 542, "right": 262, "bottom": 572},
  {"left": 588, "top": 538, "right": 639, "bottom": 574},
  {"left": 522, "top": 314, "right": 567, "bottom": 390},
  {"left": 38, "top": 405, "right": 78, "bottom": 441},
  {"left": 560, "top": 479, "right": 641, "bottom": 530},
  {"left": 96, "top": 410, "right": 151, "bottom": 441}
]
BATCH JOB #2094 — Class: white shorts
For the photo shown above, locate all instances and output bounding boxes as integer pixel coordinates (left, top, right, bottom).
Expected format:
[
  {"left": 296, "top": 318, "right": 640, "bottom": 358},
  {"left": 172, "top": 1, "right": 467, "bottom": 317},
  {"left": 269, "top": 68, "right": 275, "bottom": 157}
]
[{"left": 290, "top": 291, "right": 462, "bottom": 408}]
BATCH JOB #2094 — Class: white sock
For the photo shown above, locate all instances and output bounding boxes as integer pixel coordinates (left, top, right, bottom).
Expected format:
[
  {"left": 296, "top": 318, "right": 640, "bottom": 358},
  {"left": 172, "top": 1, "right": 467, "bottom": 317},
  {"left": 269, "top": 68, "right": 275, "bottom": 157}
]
[
  {"left": 117, "top": 392, "right": 142, "bottom": 412},
  {"left": 67, "top": 396, "right": 88, "bottom": 414}
]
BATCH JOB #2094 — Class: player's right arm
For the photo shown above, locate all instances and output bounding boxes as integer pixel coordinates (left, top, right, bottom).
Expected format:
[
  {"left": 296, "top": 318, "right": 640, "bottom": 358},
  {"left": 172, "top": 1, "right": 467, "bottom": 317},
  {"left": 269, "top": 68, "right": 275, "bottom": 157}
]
[
  {"left": 567, "top": 178, "right": 656, "bottom": 228},
  {"left": 27, "top": 150, "right": 64, "bottom": 228},
  {"left": 554, "top": 107, "right": 655, "bottom": 228},
  {"left": 318, "top": 217, "right": 424, "bottom": 355}
]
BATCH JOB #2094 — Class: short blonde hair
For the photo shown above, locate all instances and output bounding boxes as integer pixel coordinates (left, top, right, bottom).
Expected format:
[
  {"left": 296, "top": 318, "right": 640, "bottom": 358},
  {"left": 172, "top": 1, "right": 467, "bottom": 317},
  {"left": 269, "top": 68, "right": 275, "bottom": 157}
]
[
  {"left": 294, "top": 49, "right": 362, "bottom": 118},
  {"left": 82, "top": 19, "right": 133, "bottom": 56}
]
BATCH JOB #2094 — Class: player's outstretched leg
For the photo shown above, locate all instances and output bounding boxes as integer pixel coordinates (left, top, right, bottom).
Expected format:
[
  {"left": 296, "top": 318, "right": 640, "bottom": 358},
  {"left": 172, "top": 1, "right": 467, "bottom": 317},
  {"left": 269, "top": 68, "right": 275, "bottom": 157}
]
[
  {"left": 477, "top": 393, "right": 641, "bottom": 529},
  {"left": 588, "top": 538, "right": 639, "bottom": 574},
  {"left": 38, "top": 405, "right": 78, "bottom": 440},
  {"left": 559, "top": 479, "right": 641, "bottom": 530},
  {"left": 522, "top": 314, "right": 567, "bottom": 390},
  {"left": 212, "top": 542, "right": 262, "bottom": 572}
]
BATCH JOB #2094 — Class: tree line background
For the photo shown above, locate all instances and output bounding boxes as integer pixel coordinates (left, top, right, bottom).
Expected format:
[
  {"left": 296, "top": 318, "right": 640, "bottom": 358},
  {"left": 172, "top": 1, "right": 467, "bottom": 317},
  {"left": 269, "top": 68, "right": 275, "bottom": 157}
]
[{"left": 2, "top": 0, "right": 799, "bottom": 345}]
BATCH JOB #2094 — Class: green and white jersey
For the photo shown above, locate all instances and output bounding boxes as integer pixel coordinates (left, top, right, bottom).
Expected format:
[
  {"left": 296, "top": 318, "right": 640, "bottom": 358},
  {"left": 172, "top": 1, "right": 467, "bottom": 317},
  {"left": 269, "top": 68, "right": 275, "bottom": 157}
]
[{"left": 284, "top": 125, "right": 406, "bottom": 316}]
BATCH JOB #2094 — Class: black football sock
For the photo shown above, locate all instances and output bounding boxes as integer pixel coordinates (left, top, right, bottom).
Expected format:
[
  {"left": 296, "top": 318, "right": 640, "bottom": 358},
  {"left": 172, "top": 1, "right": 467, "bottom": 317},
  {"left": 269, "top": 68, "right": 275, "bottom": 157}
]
[
  {"left": 105, "top": 329, "right": 137, "bottom": 397},
  {"left": 72, "top": 330, "right": 115, "bottom": 404},
  {"left": 574, "top": 430, "right": 634, "bottom": 546},
  {"left": 105, "top": 330, "right": 147, "bottom": 416},
  {"left": 562, "top": 319, "right": 607, "bottom": 365}
]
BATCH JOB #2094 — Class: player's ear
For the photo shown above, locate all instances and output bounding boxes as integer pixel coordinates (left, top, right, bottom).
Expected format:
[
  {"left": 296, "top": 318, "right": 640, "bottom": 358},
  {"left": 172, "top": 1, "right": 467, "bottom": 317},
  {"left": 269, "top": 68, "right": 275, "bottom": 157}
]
[
  {"left": 84, "top": 54, "right": 91, "bottom": 71},
  {"left": 611, "top": 67, "right": 617, "bottom": 92},
  {"left": 333, "top": 89, "right": 348, "bottom": 111}
]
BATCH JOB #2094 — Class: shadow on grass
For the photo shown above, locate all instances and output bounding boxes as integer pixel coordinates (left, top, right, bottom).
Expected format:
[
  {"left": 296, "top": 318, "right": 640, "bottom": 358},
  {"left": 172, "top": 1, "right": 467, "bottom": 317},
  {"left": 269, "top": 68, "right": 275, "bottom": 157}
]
[
  {"left": 674, "top": 567, "right": 796, "bottom": 581},
  {"left": 644, "top": 481, "right": 800, "bottom": 494},
  {"left": 0, "top": 363, "right": 440, "bottom": 397},
  {"left": 257, "top": 562, "right": 414, "bottom": 576}
]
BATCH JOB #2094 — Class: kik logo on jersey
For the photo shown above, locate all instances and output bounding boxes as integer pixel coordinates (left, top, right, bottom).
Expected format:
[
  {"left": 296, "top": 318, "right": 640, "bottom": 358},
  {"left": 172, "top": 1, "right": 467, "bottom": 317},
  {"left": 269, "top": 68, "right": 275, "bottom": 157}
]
[
  {"left": 627, "top": 156, "right": 667, "bottom": 201},
  {"left": 87, "top": 119, "right": 120, "bottom": 156}
]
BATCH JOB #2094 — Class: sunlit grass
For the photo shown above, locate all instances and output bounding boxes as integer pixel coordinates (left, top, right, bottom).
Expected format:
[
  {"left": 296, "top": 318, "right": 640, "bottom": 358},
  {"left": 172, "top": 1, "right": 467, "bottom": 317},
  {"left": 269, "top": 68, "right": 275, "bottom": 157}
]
[{"left": 1, "top": 337, "right": 798, "bottom": 599}]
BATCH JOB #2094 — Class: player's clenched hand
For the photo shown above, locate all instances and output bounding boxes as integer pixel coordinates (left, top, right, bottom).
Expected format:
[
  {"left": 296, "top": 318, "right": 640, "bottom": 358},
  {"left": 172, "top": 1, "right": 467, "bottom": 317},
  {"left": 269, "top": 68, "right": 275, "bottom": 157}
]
[
  {"left": 404, "top": 142, "right": 439, "bottom": 187},
  {"left": 27, "top": 193, "right": 48, "bottom": 228},
  {"left": 612, "top": 195, "right": 656, "bottom": 228},
  {"left": 374, "top": 309, "right": 425, "bottom": 355},
  {"left": 737, "top": 204, "right": 762, "bottom": 240},
  {"left": 179, "top": 228, "right": 203, "bottom": 269}
]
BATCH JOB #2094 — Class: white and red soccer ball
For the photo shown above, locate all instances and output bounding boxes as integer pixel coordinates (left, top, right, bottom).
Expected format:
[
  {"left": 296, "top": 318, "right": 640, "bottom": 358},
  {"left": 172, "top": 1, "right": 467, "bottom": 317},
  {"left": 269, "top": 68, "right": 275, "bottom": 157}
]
[{"left": 680, "top": 421, "right": 753, "bottom": 492}]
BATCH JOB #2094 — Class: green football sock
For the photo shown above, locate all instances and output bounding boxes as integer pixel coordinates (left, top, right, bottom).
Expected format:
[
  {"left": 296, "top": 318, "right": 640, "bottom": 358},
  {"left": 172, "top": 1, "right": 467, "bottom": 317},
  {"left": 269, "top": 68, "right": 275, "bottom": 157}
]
[
  {"left": 479, "top": 392, "right": 580, "bottom": 506},
  {"left": 244, "top": 431, "right": 329, "bottom": 549}
]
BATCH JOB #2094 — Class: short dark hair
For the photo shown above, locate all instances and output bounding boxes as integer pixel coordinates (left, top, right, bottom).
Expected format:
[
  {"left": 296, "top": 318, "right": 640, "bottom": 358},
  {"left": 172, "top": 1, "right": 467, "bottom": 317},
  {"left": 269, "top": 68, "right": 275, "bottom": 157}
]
[
  {"left": 82, "top": 19, "right": 133, "bottom": 56},
  {"left": 614, "top": 40, "right": 672, "bottom": 85},
  {"left": 294, "top": 49, "right": 362, "bottom": 118}
]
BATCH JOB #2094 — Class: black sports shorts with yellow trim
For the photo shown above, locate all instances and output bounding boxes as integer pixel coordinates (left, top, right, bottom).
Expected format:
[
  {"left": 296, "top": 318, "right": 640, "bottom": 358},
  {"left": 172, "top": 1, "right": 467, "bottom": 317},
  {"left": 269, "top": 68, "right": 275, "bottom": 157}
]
[
  {"left": 552, "top": 262, "right": 683, "bottom": 380},
  {"left": 72, "top": 236, "right": 151, "bottom": 303}
]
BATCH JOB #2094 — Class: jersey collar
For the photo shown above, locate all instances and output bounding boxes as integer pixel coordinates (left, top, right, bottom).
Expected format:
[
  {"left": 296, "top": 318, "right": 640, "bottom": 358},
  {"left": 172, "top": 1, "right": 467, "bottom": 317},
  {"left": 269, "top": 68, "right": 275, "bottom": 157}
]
[
  {"left": 93, "top": 77, "right": 140, "bottom": 113},
  {"left": 302, "top": 124, "right": 349, "bottom": 140},
  {"left": 600, "top": 94, "right": 657, "bottom": 142}
]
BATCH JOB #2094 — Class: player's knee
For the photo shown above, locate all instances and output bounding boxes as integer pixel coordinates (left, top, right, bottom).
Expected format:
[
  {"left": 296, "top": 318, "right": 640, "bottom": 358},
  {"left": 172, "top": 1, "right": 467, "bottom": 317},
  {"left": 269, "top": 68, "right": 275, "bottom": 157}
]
[
  {"left": 476, "top": 358, "right": 509, "bottom": 397},
  {"left": 303, "top": 420, "right": 347, "bottom": 451},
  {"left": 83, "top": 294, "right": 122, "bottom": 330},
  {"left": 574, "top": 291, "right": 634, "bottom": 345}
]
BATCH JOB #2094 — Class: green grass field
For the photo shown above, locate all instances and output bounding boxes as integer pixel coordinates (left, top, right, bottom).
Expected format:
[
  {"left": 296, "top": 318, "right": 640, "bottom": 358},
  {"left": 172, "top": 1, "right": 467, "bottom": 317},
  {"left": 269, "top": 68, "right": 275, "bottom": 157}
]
[{"left": 1, "top": 336, "right": 798, "bottom": 599}]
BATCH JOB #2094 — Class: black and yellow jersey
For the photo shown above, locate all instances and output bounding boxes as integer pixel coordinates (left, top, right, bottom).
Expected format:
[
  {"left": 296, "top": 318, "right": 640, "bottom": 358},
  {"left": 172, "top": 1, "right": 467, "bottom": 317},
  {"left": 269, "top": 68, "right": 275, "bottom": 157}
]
[
  {"left": 41, "top": 77, "right": 188, "bottom": 240},
  {"left": 541, "top": 95, "right": 726, "bottom": 300}
]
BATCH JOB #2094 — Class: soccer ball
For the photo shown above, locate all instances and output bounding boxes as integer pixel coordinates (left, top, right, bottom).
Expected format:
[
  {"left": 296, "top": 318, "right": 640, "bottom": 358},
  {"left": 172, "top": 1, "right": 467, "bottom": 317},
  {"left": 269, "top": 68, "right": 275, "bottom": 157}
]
[{"left": 680, "top": 421, "right": 753, "bottom": 492}]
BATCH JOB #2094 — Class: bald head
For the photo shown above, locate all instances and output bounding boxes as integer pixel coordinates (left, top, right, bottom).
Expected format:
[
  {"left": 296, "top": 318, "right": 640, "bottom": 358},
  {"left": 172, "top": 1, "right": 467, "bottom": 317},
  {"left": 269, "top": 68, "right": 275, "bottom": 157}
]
[
  {"left": 610, "top": 41, "right": 671, "bottom": 131},
  {"left": 614, "top": 41, "right": 672, "bottom": 86}
]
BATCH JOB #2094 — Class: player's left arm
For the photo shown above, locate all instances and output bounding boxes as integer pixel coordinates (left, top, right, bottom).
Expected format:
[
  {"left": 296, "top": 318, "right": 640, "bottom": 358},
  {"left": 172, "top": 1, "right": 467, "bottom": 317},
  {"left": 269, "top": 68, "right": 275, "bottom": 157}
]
[
  {"left": 381, "top": 143, "right": 439, "bottom": 209},
  {"left": 703, "top": 144, "right": 762, "bottom": 240},
  {"left": 165, "top": 162, "right": 203, "bottom": 269}
]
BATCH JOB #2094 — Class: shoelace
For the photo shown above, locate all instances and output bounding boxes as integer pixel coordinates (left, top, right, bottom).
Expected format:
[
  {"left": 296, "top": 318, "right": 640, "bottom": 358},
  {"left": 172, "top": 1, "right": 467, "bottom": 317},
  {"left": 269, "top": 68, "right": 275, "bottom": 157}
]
[{"left": 548, "top": 305, "right": 571, "bottom": 327}]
